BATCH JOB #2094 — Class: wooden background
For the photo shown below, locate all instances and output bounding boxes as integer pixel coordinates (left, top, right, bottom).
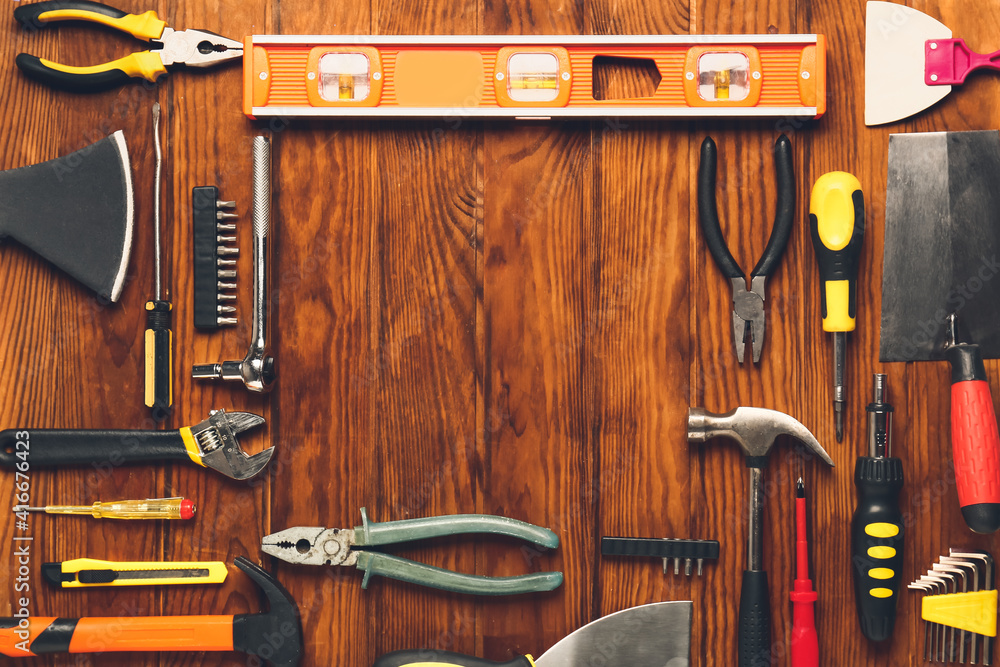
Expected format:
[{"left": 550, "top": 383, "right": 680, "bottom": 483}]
[{"left": 0, "top": 0, "right": 997, "bottom": 664}]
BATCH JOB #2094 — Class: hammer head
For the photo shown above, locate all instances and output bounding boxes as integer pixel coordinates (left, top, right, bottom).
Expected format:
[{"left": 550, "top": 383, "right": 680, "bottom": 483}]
[
  {"left": 687, "top": 407, "right": 834, "bottom": 467},
  {"left": 232, "top": 557, "right": 303, "bottom": 667}
]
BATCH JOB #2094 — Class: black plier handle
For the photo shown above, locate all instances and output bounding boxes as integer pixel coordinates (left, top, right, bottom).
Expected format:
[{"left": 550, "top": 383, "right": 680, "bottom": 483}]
[
  {"left": 13, "top": 1, "right": 242, "bottom": 92},
  {"left": 697, "top": 135, "right": 795, "bottom": 281}
]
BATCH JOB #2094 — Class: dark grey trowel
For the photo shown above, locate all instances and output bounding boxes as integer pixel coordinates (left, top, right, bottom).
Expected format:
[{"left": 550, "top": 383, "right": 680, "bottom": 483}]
[
  {"left": 0, "top": 131, "right": 134, "bottom": 302},
  {"left": 880, "top": 130, "right": 1000, "bottom": 362}
]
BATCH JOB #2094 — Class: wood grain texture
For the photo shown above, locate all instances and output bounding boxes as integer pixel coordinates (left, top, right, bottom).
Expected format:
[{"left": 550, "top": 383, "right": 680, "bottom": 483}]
[{"left": 5, "top": 0, "right": 1000, "bottom": 665}]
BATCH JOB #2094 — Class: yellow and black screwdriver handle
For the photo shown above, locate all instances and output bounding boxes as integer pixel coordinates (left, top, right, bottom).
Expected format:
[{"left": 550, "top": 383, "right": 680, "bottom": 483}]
[
  {"left": 808, "top": 171, "right": 865, "bottom": 332},
  {"left": 13, "top": 1, "right": 168, "bottom": 91},
  {"left": 144, "top": 298, "right": 172, "bottom": 415},
  {"left": 374, "top": 651, "right": 535, "bottom": 666}
]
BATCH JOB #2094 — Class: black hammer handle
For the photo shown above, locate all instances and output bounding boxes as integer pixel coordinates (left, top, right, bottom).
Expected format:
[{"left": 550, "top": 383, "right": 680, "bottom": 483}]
[
  {"left": 0, "top": 428, "right": 191, "bottom": 469},
  {"left": 739, "top": 569, "right": 771, "bottom": 666}
]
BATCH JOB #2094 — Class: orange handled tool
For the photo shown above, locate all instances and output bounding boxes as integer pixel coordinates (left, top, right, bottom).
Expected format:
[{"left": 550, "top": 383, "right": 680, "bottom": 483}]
[
  {"left": 945, "top": 313, "right": 1000, "bottom": 534},
  {"left": 0, "top": 558, "right": 301, "bottom": 666}
]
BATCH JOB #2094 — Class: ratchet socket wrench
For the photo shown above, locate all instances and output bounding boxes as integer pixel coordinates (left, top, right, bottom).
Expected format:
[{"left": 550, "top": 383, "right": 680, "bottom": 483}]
[{"left": 193, "top": 136, "right": 275, "bottom": 393}]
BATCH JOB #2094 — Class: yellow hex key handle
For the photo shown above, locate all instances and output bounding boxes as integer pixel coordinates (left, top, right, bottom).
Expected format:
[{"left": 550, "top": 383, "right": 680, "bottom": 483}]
[
  {"left": 809, "top": 171, "right": 865, "bottom": 442},
  {"left": 20, "top": 497, "right": 196, "bottom": 520}
]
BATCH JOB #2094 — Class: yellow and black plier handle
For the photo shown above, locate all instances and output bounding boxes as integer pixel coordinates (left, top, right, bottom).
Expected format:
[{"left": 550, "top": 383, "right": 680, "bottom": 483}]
[{"left": 13, "top": 1, "right": 242, "bottom": 92}]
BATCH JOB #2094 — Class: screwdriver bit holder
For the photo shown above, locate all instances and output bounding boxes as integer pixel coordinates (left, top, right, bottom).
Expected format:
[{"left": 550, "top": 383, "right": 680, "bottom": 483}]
[
  {"left": 192, "top": 186, "right": 238, "bottom": 329},
  {"left": 601, "top": 536, "right": 719, "bottom": 576}
]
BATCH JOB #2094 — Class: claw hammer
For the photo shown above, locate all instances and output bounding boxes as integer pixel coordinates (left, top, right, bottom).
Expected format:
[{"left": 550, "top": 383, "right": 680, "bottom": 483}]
[{"left": 688, "top": 407, "right": 834, "bottom": 667}]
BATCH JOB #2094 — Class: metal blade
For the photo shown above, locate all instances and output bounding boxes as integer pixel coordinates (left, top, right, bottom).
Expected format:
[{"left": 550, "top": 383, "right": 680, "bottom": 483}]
[
  {"left": 537, "top": 601, "right": 692, "bottom": 667},
  {"left": 865, "top": 1, "right": 952, "bottom": 126}
]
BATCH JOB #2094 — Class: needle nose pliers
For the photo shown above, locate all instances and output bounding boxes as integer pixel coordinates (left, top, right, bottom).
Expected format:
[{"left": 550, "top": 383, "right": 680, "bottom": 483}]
[
  {"left": 13, "top": 1, "right": 243, "bottom": 92},
  {"left": 697, "top": 134, "right": 795, "bottom": 363},
  {"left": 262, "top": 508, "right": 564, "bottom": 596}
]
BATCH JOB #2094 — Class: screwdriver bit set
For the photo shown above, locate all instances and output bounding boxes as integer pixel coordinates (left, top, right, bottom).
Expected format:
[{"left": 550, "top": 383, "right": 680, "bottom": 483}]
[
  {"left": 601, "top": 536, "right": 719, "bottom": 576},
  {"left": 192, "top": 185, "right": 239, "bottom": 329},
  {"left": 910, "top": 550, "right": 996, "bottom": 665}
]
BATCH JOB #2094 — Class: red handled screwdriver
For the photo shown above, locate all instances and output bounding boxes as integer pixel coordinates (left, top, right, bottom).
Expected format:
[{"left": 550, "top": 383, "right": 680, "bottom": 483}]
[
  {"left": 790, "top": 477, "right": 818, "bottom": 666},
  {"left": 945, "top": 312, "right": 1000, "bottom": 533}
]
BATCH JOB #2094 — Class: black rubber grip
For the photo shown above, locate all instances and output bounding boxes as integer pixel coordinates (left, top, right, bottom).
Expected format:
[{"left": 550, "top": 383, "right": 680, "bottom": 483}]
[
  {"left": 601, "top": 536, "right": 720, "bottom": 560},
  {"left": 946, "top": 342, "right": 988, "bottom": 383},
  {"left": 0, "top": 428, "right": 190, "bottom": 469},
  {"left": 697, "top": 137, "right": 744, "bottom": 279},
  {"left": 738, "top": 569, "right": 771, "bottom": 667},
  {"left": 14, "top": 53, "right": 133, "bottom": 93},
  {"left": 14, "top": 1, "right": 127, "bottom": 28},
  {"left": 751, "top": 134, "right": 795, "bottom": 278},
  {"left": 28, "top": 618, "right": 78, "bottom": 654},
  {"left": 41, "top": 563, "right": 73, "bottom": 587},
  {"left": 809, "top": 189, "right": 865, "bottom": 320},
  {"left": 851, "top": 456, "right": 904, "bottom": 641},
  {"left": 373, "top": 650, "right": 533, "bottom": 667}
]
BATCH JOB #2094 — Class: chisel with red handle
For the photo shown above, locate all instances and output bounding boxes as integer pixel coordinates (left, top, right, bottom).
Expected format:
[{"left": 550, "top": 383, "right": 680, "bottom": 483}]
[{"left": 945, "top": 312, "right": 1000, "bottom": 534}]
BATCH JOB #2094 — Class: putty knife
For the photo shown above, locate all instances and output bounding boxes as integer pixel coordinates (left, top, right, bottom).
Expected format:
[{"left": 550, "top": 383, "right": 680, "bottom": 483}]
[
  {"left": 373, "top": 600, "right": 693, "bottom": 666},
  {"left": 865, "top": 1, "right": 1000, "bottom": 125},
  {"left": 880, "top": 130, "right": 1000, "bottom": 361},
  {"left": 0, "top": 131, "right": 134, "bottom": 302}
]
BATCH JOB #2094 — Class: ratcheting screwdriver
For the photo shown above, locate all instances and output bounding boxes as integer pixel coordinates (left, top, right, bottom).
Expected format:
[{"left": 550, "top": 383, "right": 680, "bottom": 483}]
[
  {"left": 790, "top": 477, "right": 818, "bottom": 667},
  {"left": 944, "top": 312, "right": 1000, "bottom": 534},
  {"left": 851, "top": 373, "right": 904, "bottom": 642},
  {"left": 145, "top": 102, "right": 172, "bottom": 419},
  {"left": 809, "top": 172, "right": 865, "bottom": 443},
  {"left": 17, "top": 497, "right": 195, "bottom": 520}
]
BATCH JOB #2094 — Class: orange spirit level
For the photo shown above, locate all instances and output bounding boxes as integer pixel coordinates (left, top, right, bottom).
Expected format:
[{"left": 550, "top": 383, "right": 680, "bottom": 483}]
[{"left": 243, "top": 35, "right": 825, "bottom": 119}]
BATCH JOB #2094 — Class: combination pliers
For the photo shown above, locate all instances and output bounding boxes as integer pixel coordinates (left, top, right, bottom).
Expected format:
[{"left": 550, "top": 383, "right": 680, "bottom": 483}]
[
  {"left": 697, "top": 134, "right": 795, "bottom": 363},
  {"left": 262, "top": 508, "right": 564, "bottom": 595},
  {"left": 13, "top": 1, "right": 242, "bottom": 92}
]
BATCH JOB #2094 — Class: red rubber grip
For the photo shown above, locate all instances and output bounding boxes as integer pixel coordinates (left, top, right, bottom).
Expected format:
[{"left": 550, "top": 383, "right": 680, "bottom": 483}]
[{"left": 952, "top": 380, "right": 1000, "bottom": 507}]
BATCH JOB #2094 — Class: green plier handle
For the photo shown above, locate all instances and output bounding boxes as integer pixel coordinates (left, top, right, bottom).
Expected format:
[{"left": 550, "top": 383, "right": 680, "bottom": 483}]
[
  {"left": 356, "top": 508, "right": 560, "bottom": 548},
  {"left": 356, "top": 552, "right": 562, "bottom": 595},
  {"left": 355, "top": 508, "right": 562, "bottom": 595}
]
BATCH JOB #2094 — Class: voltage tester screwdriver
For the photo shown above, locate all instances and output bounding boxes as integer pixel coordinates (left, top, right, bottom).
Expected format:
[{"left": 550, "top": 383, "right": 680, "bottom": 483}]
[
  {"left": 17, "top": 497, "right": 196, "bottom": 520},
  {"left": 851, "top": 373, "right": 904, "bottom": 642},
  {"left": 809, "top": 172, "right": 865, "bottom": 442},
  {"left": 145, "top": 101, "right": 172, "bottom": 419}
]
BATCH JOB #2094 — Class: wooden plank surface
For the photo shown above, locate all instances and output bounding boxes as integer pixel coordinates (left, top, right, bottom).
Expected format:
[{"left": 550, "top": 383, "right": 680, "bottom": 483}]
[{"left": 2, "top": 0, "right": 1000, "bottom": 665}]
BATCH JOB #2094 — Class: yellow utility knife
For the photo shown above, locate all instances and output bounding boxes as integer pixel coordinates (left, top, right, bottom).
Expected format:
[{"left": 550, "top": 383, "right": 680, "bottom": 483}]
[
  {"left": 372, "top": 601, "right": 691, "bottom": 666},
  {"left": 42, "top": 558, "right": 228, "bottom": 588}
]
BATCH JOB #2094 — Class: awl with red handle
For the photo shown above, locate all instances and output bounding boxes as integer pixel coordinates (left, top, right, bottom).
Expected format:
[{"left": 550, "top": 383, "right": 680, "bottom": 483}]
[{"left": 945, "top": 312, "right": 1000, "bottom": 534}]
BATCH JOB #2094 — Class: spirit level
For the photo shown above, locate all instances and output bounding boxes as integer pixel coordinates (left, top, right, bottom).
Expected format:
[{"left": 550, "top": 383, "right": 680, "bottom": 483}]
[{"left": 243, "top": 34, "right": 825, "bottom": 119}]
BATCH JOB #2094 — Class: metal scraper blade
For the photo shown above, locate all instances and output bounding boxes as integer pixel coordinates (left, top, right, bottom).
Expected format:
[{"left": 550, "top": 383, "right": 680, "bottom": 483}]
[
  {"left": 880, "top": 130, "right": 1000, "bottom": 361},
  {"left": 536, "top": 601, "right": 692, "bottom": 667},
  {"left": 865, "top": 1, "right": 952, "bottom": 126}
]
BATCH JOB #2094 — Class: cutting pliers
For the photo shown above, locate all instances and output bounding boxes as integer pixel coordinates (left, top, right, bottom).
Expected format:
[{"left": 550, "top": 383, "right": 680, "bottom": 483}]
[
  {"left": 13, "top": 1, "right": 242, "bottom": 92},
  {"left": 697, "top": 134, "right": 795, "bottom": 363},
  {"left": 262, "top": 508, "right": 564, "bottom": 595}
]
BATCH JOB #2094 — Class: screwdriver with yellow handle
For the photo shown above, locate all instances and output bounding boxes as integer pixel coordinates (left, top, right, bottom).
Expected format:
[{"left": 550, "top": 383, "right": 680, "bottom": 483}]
[
  {"left": 17, "top": 497, "right": 196, "bottom": 520},
  {"left": 809, "top": 171, "right": 865, "bottom": 442},
  {"left": 145, "top": 101, "right": 172, "bottom": 420}
]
